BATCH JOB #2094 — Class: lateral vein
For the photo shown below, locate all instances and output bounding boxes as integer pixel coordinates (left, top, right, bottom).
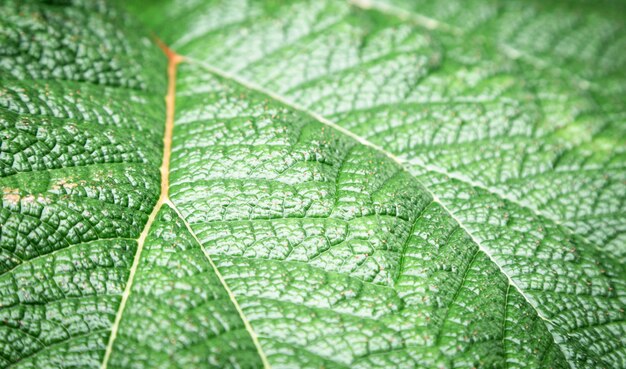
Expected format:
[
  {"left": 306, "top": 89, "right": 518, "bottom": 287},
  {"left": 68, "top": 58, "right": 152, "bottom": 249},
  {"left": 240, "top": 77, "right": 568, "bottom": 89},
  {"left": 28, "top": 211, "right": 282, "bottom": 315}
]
[
  {"left": 184, "top": 55, "right": 560, "bottom": 335},
  {"left": 167, "top": 200, "right": 272, "bottom": 369}
]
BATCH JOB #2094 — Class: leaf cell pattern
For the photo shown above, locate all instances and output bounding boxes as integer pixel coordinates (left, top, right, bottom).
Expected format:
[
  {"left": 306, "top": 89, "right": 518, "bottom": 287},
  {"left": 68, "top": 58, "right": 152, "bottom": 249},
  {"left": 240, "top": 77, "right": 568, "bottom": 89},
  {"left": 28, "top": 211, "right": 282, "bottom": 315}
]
[{"left": 1, "top": 0, "right": 625, "bottom": 368}]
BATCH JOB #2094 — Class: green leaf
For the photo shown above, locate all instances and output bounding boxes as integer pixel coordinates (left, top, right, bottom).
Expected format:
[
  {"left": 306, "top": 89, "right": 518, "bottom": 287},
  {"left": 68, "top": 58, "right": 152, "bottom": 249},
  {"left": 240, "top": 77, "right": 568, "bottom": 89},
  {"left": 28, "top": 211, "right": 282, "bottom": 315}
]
[{"left": 1, "top": 1, "right": 624, "bottom": 369}]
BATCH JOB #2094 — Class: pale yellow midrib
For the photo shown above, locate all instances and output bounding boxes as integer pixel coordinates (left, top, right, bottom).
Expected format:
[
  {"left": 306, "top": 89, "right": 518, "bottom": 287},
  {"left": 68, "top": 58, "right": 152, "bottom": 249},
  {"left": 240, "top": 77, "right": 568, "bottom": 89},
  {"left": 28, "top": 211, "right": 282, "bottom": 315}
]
[
  {"left": 99, "top": 45, "right": 271, "bottom": 369},
  {"left": 99, "top": 48, "right": 179, "bottom": 369}
]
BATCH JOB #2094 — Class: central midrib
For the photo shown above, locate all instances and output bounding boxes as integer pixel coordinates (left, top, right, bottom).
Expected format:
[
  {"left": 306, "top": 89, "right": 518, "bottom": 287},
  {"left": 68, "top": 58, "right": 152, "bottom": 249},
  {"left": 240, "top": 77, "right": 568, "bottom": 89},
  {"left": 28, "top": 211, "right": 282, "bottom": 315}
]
[
  {"left": 99, "top": 43, "right": 271, "bottom": 369},
  {"left": 157, "top": 40, "right": 181, "bottom": 201},
  {"left": 98, "top": 41, "right": 180, "bottom": 369}
]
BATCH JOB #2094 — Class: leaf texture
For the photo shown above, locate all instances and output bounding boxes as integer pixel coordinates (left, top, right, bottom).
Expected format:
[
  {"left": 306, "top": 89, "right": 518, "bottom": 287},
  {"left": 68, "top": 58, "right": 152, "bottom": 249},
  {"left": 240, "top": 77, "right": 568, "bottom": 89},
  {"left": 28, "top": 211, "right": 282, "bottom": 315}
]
[
  {"left": 0, "top": 1, "right": 166, "bottom": 368},
  {"left": 108, "top": 205, "right": 260, "bottom": 368},
  {"left": 1, "top": 0, "right": 625, "bottom": 368}
]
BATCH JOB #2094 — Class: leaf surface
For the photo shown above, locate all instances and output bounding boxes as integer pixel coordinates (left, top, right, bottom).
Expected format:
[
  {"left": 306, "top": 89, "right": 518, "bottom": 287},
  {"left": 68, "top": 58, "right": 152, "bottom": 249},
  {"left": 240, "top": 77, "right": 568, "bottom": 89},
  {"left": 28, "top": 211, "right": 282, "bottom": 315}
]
[
  {"left": 1, "top": 1, "right": 625, "bottom": 368},
  {"left": 0, "top": 1, "right": 165, "bottom": 367}
]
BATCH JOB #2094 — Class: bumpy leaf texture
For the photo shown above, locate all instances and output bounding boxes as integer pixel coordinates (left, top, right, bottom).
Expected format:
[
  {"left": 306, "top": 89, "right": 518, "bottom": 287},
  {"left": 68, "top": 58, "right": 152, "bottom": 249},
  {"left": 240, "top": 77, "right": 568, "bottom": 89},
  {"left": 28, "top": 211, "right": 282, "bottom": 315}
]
[{"left": 1, "top": 0, "right": 625, "bottom": 368}]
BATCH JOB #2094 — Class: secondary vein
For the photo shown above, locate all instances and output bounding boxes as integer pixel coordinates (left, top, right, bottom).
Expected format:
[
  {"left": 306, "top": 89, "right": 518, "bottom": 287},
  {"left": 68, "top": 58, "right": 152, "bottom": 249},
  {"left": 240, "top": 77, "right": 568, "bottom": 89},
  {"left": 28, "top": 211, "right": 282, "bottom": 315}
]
[
  {"left": 183, "top": 54, "right": 561, "bottom": 340},
  {"left": 167, "top": 200, "right": 272, "bottom": 368}
]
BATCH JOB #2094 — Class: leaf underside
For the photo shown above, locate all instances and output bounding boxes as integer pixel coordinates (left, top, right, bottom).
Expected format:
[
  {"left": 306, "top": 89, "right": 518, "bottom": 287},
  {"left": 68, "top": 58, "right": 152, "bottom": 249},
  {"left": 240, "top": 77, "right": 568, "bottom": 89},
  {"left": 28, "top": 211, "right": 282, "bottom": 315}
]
[{"left": 0, "top": 1, "right": 624, "bottom": 369}]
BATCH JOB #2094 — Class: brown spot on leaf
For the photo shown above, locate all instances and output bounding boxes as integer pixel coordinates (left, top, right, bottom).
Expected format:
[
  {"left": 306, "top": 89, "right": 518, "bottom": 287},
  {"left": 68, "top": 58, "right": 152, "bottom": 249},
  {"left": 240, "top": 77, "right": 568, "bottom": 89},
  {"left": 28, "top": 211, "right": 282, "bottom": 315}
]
[{"left": 2, "top": 188, "right": 20, "bottom": 204}]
